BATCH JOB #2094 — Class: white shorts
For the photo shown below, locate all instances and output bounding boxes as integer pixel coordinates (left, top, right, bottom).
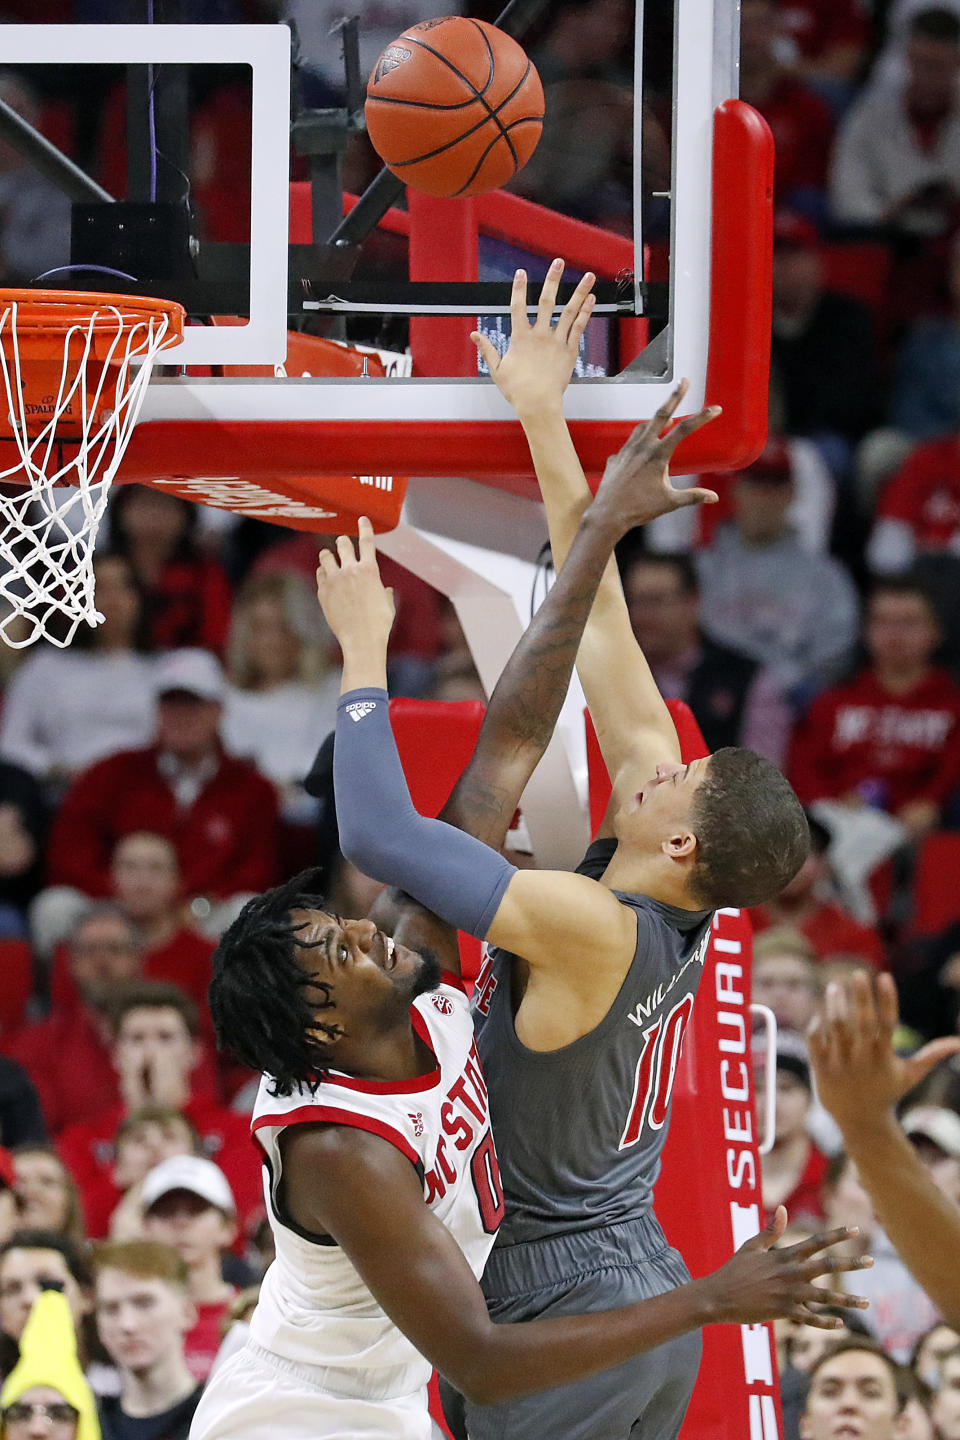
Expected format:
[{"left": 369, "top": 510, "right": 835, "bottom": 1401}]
[{"left": 189, "top": 1342, "right": 434, "bottom": 1440}]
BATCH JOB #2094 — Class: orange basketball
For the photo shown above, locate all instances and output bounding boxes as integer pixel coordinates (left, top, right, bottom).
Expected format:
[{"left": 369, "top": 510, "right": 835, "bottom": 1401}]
[{"left": 365, "top": 17, "right": 544, "bottom": 199}]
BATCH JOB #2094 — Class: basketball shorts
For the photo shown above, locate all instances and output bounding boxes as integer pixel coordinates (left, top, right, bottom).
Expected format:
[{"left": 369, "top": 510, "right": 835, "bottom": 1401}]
[
  {"left": 189, "top": 1340, "right": 434, "bottom": 1440},
  {"left": 441, "top": 1213, "right": 702, "bottom": 1440}
]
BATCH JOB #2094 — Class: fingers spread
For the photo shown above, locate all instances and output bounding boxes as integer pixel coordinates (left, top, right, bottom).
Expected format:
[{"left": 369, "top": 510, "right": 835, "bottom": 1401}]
[
  {"left": 652, "top": 378, "right": 690, "bottom": 435},
  {"left": 537, "top": 257, "right": 563, "bottom": 328},
  {"left": 335, "top": 533, "right": 357, "bottom": 564},
  {"left": 510, "top": 268, "right": 529, "bottom": 330},
  {"left": 672, "top": 486, "right": 720, "bottom": 510},
  {"left": 471, "top": 331, "right": 500, "bottom": 373},
  {"left": 557, "top": 270, "right": 595, "bottom": 345},
  {"left": 658, "top": 405, "right": 721, "bottom": 456},
  {"left": 876, "top": 971, "right": 899, "bottom": 1038},
  {"left": 357, "top": 515, "right": 376, "bottom": 563},
  {"left": 785, "top": 1225, "right": 859, "bottom": 1261},
  {"left": 796, "top": 1310, "right": 845, "bottom": 1331}
]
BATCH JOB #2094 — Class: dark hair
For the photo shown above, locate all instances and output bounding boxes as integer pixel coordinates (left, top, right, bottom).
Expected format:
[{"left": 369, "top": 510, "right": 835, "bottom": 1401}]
[
  {"left": 620, "top": 550, "right": 700, "bottom": 596},
  {"left": 109, "top": 484, "right": 199, "bottom": 564},
  {"left": 688, "top": 748, "right": 809, "bottom": 908},
  {"left": 867, "top": 571, "right": 940, "bottom": 613},
  {"left": 209, "top": 868, "right": 339, "bottom": 1097},
  {"left": 105, "top": 981, "right": 200, "bottom": 1040},
  {"left": 910, "top": 7, "right": 960, "bottom": 42},
  {"left": 71, "top": 552, "right": 153, "bottom": 655},
  {"left": 0, "top": 1229, "right": 92, "bottom": 1289},
  {"left": 910, "top": 1322, "right": 960, "bottom": 1370},
  {"left": 806, "top": 1337, "right": 909, "bottom": 1415}
]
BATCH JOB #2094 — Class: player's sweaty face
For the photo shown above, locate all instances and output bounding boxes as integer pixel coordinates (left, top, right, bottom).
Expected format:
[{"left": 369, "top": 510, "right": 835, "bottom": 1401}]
[{"left": 289, "top": 909, "right": 430, "bottom": 1027}]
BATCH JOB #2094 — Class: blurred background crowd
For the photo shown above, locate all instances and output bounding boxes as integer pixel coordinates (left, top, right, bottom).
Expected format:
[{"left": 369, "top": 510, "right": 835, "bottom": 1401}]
[{"left": 0, "top": 0, "right": 958, "bottom": 1437}]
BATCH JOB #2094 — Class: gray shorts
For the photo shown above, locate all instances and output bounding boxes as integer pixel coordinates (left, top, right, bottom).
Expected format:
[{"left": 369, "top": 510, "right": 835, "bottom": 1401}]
[{"left": 442, "top": 1213, "right": 702, "bottom": 1440}]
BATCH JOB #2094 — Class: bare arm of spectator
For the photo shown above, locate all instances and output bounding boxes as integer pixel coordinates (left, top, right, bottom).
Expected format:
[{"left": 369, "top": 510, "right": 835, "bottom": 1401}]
[{"left": 808, "top": 971, "right": 960, "bottom": 1327}]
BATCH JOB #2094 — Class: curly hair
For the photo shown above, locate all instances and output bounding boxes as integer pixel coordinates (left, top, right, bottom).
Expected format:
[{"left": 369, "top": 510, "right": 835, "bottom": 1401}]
[{"left": 209, "top": 869, "right": 339, "bottom": 1097}]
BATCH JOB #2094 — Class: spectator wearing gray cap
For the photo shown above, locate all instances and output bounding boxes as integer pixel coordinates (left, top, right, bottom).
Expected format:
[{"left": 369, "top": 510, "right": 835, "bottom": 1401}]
[
  {"left": 140, "top": 1155, "right": 242, "bottom": 1383},
  {"left": 41, "top": 649, "right": 280, "bottom": 943}
]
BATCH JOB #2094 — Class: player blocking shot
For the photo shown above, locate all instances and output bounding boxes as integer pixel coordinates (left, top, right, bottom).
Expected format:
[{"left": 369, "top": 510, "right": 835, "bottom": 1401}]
[
  {"left": 191, "top": 458, "right": 872, "bottom": 1439},
  {"left": 322, "top": 263, "right": 866, "bottom": 1440}
]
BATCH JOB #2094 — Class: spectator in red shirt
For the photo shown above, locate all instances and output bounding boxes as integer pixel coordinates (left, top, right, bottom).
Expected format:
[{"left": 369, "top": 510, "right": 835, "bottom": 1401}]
[
  {"left": 789, "top": 576, "right": 960, "bottom": 839},
  {"left": 754, "top": 1034, "right": 829, "bottom": 1226},
  {"left": 140, "top": 1156, "right": 240, "bottom": 1384},
  {"left": 7, "top": 905, "right": 145, "bottom": 1135},
  {"left": 775, "top": 0, "right": 870, "bottom": 95},
  {"left": 751, "top": 814, "right": 888, "bottom": 966},
  {"left": 56, "top": 983, "right": 260, "bottom": 1242},
  {"left": 740, "top": 0, "right": 835, "bottom": 211},
  {"left": 868, "top": 430, "right": 960, "bottom": 572},
  {"left": 45, "top": 649, "right": 280, "bottom": 940},
  {"left": 108, "top": 486, "right": 233, "bottom": 655},
  {"left": 109, "top": 832, "right": 215, "bottom": 1019}
]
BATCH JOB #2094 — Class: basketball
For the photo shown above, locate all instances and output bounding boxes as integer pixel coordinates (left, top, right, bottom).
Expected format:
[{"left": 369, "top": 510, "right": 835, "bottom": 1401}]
[{"left": 365, "top": 17, "right": 544, "bottom": 199}]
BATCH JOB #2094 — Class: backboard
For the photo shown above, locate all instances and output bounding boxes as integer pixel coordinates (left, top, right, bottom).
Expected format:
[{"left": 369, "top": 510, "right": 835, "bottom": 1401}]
[{"left": 0, "top": 0, "right": 771, "bottom": 501}]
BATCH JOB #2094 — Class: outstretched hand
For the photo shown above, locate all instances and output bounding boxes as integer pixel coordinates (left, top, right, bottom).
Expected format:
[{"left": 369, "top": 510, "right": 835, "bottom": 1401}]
[
  {"left": 315, "top": 516, "right": 395, "bottom": 654},
  {"left": 589, "top": 380, "right": 721, "bottom": 531},
  {"left": 808, "top": 972, "right": 960, "bottom": 1132},
  {"left": 701, "top": 1207, "right": 872, "bottom": 1329},
  {"left": 471, "top": 259, "right": 596, "bottom": 416}
]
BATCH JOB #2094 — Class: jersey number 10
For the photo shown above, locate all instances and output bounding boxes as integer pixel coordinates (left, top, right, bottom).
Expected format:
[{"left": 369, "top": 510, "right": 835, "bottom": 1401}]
[{"left": 619, "top": 994, "right": 694, "bottom": 1150}]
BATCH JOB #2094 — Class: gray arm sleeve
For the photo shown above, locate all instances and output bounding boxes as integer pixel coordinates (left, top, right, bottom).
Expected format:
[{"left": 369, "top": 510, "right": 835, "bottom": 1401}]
[{"left": 334, "top": 689, "right": 517, "bottom": 940}]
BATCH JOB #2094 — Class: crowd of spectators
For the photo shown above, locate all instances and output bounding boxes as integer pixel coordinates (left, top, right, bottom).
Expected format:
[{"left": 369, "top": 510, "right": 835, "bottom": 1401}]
[{"left": 0, "top": 0, "right": 959, "bottom": 1435}]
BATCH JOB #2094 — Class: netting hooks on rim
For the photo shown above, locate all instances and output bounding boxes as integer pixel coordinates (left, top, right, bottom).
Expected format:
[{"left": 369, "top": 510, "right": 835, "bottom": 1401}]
[{"left": 0, "top": 289, "right": 184, "bottom": 649}]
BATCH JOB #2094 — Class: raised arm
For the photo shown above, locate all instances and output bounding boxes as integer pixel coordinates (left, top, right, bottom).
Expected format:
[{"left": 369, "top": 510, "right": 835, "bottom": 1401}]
[
  {"left": 319, "top": 425, "right": 712, "bottom": 980},
  {"left": 808, "top": 972, "right": 960, "bottom": 1328},
  {"left": 472, "top": 262, "right": 719, "bottom": 821}
]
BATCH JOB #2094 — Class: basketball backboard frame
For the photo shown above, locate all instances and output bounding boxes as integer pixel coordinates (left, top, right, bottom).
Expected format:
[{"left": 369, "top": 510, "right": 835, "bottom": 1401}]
[{"left": 0, "top": 23, "right": 291, "bottom": 368}]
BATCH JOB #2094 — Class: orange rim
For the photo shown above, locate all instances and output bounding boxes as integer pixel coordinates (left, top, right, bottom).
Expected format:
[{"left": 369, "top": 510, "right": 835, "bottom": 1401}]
[{"left": 0, "top": 289, "right": 185, "bottom": 344}]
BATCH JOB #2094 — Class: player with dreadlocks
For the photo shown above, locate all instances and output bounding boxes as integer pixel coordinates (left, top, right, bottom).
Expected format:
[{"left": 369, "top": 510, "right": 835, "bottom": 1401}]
[{"left": 194, "top": 283, "right": 870, "bottom": 1440}]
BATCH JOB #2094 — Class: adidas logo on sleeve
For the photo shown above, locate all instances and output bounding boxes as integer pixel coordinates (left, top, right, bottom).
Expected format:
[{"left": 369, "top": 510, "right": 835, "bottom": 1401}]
[{"left": 346, "top": 701, "right": 377, "bottom": 722}]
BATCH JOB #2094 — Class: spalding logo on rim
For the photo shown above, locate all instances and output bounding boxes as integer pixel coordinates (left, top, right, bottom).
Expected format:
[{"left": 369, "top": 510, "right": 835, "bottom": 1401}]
[{"left": 373, "top": 45, "right": 412, "bottom": 83}]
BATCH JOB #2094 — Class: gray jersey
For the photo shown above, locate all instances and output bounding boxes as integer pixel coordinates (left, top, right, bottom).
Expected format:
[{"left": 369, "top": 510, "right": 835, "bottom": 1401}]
[{"left": 472, "top": 838, "right": 712, "bottom": 1249}]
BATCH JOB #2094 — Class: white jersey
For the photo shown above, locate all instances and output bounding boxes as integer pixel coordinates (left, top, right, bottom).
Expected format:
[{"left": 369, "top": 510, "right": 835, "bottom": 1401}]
[{"left": 248, "top": 972, "right": 502, "bottom": 1397}]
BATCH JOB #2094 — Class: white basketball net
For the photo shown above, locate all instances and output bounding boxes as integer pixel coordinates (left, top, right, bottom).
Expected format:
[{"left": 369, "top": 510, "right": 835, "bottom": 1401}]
[{"left": 0, "top": 298, "right": 176, "bottom": 649}]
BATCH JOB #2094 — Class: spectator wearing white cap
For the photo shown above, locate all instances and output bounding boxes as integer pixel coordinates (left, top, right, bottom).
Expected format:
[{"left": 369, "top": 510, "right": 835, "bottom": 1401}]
[
  {"left": 41, "top": 650, "right": 280, "bottom": 942},
  {"left": 902, "top": 1107, "right": 960, "bottom": 1207},
  {"left": 139, "top": 1156, "right": 239, "bottom": 1383}
]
